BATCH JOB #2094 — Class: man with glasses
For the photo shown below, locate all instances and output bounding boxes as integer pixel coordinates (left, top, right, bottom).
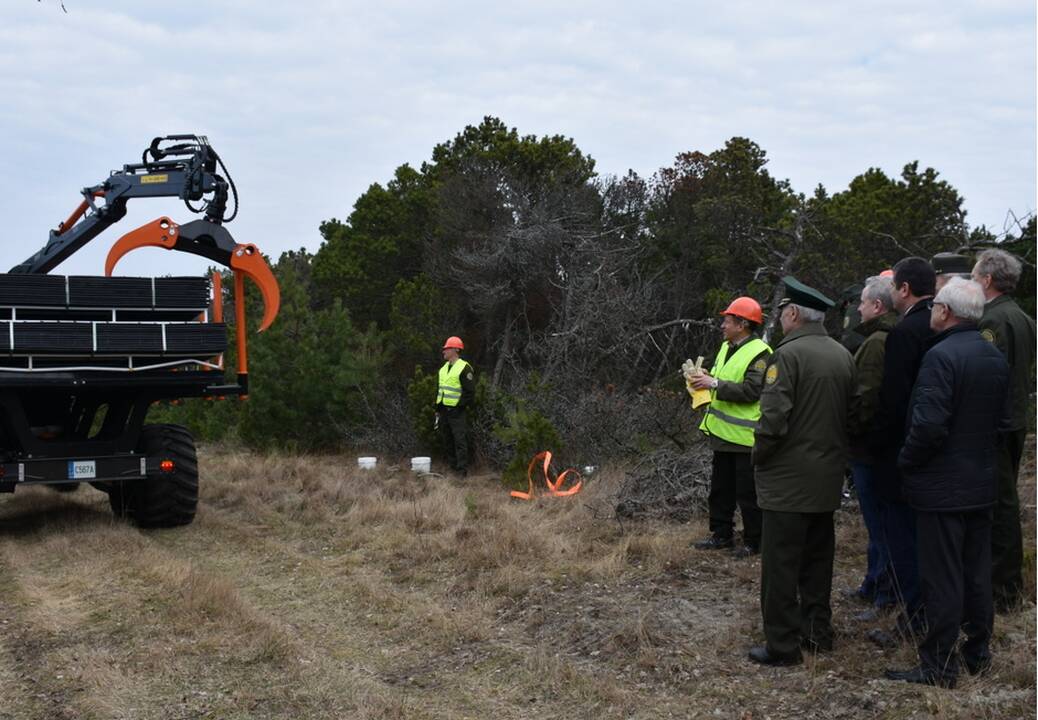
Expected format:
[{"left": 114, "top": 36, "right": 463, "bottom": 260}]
[{"left": 885, "top": 277, "right": 1009, "bottom": 688}]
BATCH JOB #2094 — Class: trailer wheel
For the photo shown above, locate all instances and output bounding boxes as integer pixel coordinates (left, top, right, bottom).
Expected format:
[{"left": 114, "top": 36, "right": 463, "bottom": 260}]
[{"left": 133, "top": 424, "right": 199, "bottom": 527}]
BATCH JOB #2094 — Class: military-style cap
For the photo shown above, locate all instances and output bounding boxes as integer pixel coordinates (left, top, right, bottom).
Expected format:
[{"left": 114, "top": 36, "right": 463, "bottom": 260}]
[
  {"left": 777, "top": 275, "right": 836, "bottom": 312},
  {"left": 931, "top": 252, "right": 972, "bottom": 276}
]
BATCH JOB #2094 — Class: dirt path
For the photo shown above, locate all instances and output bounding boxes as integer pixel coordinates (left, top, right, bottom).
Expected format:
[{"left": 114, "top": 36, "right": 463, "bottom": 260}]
[{"left": 0, "top": 447, "right": 1034, "bottom": 719}]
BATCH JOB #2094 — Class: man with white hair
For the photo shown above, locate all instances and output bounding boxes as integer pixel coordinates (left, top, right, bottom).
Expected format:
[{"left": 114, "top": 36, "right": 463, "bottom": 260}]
[
  {"left": 885, "top": 278, "right": 1010, "bottom": 689},
  {"left": 748, "top": 276, "right": 857, "bottom": 666},
  {"left": 847, "top": 275, "right": 899, "bottom": 615}
]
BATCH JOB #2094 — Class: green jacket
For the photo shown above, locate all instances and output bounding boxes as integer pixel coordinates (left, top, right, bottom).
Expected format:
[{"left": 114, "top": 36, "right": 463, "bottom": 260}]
[
  {"left": 752, "top": 323, "right": 858, "bottom": 513},
  {"left": 849, "top": 311, "right": 898, "bottom": 460},
  {"left": 979, "top": 294, "right": 1036, "bottom": 431}
]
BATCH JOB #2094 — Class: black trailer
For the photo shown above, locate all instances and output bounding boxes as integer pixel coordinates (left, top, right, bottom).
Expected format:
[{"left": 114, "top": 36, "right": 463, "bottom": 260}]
[{"left": 0, "top": 136, "right": 280, "bottom": 527}]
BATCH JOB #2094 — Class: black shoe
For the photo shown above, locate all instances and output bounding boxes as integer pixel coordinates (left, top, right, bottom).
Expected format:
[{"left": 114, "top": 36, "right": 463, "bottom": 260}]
[
  {"left": 693, "top": 535, "right": 734, "bottom": 550},
  {"left": 866, "top": 628, "right": 902, "bottom": 649},
  {"left": 748, "top": 645, "right": 803, "bottom": 666},
  {"left": 801, "top": 637, "right": 833, "bottom": 654},
  {"left": 884, "top": 666, "right": 956, "bottom": 689},
  {"left": 732, "top": 544, "right": 759, "bottom": 559},
  {"left": 963, "top": 656, "right": 992, "bottom": 676}
]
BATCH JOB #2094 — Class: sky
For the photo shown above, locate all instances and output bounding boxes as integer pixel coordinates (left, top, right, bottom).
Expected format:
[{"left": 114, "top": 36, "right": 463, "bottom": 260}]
[{"left": 2, "top": 0, "right": 1034, "bottom": 277}]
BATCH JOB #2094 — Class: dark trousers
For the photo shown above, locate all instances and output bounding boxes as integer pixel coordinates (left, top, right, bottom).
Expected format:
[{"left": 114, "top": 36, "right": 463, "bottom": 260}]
[
  {"left": 851, "top": 461, "right": 894, "bottom": 607},
  {"left": 438, "top": 408, "right": 469, "bottom": 472},
  {"left": 707, "top": 451, "right": 761, "bottom": 547},
  {"left": 991, "top": 428, "right": 1026, "bottom": 607},
  {"left": 916, "top": 509, "right": 993, "bottom": 682},
  {"left": 760, "top": 510, "right": 835, "bottom": 656},
  {"left": 882, "top": 499, "right": 924, "bottom": 631}
]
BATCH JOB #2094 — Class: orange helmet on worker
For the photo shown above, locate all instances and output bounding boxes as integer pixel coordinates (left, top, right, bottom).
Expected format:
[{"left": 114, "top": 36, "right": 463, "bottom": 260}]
[{"left": 721, "top": 297, "right": 764, "bottom": 325}]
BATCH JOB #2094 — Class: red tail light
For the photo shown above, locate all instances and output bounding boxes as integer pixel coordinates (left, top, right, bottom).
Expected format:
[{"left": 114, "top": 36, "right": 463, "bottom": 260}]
[{"left": 160, "top": 460, "right": 175, "bottom": 473}]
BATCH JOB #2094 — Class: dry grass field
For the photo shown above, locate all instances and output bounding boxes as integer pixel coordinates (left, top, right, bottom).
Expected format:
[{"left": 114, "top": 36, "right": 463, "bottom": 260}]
[{"left": 0, "top": 441, "right": 1034, "bottom": 720}]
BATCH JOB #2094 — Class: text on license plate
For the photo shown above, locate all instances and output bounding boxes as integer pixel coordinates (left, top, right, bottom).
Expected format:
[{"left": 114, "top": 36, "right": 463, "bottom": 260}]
[{"left": 68, "top": 460, "right": 96, "bottom": 480}]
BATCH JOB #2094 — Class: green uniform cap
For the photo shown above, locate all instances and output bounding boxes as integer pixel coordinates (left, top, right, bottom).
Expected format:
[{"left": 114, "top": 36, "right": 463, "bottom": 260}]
[
  {"left": 778, "top": 276, "right": 835, "bottom": 312},
  {"left": 931, "top": 252, "right": 972, "bottom": 276}
]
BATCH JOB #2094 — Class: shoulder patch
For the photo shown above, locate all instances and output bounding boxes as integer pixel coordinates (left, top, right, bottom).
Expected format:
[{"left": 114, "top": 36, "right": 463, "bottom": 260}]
[
  {"left": 980, "top": 328, "right": 996, "bottom": 344},
  {"left": 466, "top": 372, "right": 474, "bottom": 381},
  {"left": 752, "top": 359, "right": 767, "bottom": 372},
  {"left": 765, "top": 365, "right": 779, "bottom": 385}
]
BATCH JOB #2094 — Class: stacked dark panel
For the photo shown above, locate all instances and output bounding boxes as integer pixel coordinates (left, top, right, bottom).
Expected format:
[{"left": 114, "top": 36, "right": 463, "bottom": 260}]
[{"left": 0, "top": 275, "right": 225, "bottom": 366}]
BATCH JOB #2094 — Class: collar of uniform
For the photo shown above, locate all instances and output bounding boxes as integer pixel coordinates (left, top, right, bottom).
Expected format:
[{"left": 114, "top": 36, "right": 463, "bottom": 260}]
[
  {"left": 727, "top": 333, "right": 756, "bottom": 352},
  {"left": 776, "top": 322, "right": 827, "bottom": 347},
  {"left": 853, "top": 310, "right": 898, "bottom": 337},
  {"left": 985, "top": 293, "right": 1013, "bottom": 309},
  {"left": 926, "top": 321, "right": 979, "bottom": 348}
]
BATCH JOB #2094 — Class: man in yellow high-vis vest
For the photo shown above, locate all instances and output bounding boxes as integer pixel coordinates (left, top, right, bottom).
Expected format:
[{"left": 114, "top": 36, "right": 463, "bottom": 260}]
[
  {"left": 689, "top": 297, "right": 772, "bottom": 558},
  {"left": 435, "top": 336, "right": 475, "bottom": 476}
]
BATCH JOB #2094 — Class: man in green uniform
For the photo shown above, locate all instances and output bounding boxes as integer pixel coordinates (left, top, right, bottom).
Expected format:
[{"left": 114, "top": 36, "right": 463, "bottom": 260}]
[
  {"left": 748, "top": 277, "right": 857, "bottom": 666},
  {"left": 435, "top": 336, "right": 476, "bottom": 476},
  {"left": 972, "top": 249, "right": 1036, "bottom": 611}
]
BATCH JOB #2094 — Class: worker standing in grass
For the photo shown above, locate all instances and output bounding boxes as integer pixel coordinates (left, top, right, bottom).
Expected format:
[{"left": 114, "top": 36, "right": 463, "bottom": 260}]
[
  {"left": 972, "top": 249, "right": 1036, "bottom": 612},
  {"left": 689, "top": 297, "right": 771, "bottom": 558},
  {"left": 436, "top": 336, "right": 475, "bottom": 477},
  {"left": 748, "top": 277, "right": 857, "bottom": 667}
]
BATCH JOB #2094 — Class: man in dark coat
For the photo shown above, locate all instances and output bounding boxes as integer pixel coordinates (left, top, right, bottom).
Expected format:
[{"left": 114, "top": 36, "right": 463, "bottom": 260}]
[
  {"left": 748, "top": 277, "right": 857, "bottom": 666},
  {"left": 868, "top": 256, "right": 935, "bottom": 647},
  {"left": 885, "top": 277, "right": 1010, "bottom": 688},
  {"left": 972, "top": 249, "right": 1037, "bottom": 611}
]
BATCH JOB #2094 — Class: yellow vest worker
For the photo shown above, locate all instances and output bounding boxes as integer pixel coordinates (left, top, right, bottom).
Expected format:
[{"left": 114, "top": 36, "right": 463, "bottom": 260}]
[
  {"left": 689, "top": 297, "right": 771, "bottom": 557},
  {"left": 435, "top": 336, "right": 475, "bottom": 476}
]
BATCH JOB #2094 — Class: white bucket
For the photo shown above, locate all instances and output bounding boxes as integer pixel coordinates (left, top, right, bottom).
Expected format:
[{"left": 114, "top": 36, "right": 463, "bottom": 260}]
[
  {"left": 411, "top": 456, "right": 431, "bottom": 473},
  {"left": 357, "top": 456, "right": 377, "bottom": 470}
]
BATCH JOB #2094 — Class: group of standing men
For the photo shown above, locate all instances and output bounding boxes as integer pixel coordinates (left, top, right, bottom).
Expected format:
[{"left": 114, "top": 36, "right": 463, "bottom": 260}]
[{"left": 689, "top": 248, "right": 1034, "bottom": 688}]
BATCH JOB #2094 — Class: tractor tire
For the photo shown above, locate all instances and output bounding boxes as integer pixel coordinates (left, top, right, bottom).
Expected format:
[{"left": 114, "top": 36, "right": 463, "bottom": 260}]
[{"left": 131, "top": 424, "right": 199, "bottom": 528}]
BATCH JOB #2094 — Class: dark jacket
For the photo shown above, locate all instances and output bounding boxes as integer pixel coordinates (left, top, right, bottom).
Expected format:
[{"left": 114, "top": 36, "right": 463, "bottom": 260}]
[
  {"left": 849, "top": 311, "right": 898, "bottom": 461},
  {"left": 979, "top": 294, "right": 1036, "bottom": 431},
  {"left": 752, "top": 323, "right": 858, "bottom": 513},
  {"left": 872, "top": 297, "right": 933, "bottom": 501},
  {"left": 898, "top": 324, "right": 1011, "bottom": 512}
]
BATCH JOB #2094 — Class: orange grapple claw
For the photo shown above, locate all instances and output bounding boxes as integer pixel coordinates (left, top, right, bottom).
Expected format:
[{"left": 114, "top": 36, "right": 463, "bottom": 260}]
[
  {"left": 104, "top": 217, "right": 179, "bottom": 276},
  {"left": 230, "top": 244, "right": 281, "bottom": 332}
]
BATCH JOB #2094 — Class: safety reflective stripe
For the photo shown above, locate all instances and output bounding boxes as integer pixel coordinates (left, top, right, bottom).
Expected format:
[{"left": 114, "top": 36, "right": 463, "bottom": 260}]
[
  {"left": 436, "top": 359, "right": 470, "bottom": 407},
  {"left": 704, "top": 406, "right": 759, "bottom": 429},
  {"left": 699, "top": 337, "right": 771, "bottom": 447}
]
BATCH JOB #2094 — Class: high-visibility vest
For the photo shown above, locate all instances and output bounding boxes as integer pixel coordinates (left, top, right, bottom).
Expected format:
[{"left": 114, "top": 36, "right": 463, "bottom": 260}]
[
  {"left": 436, "top": 359, "right": 471, "bottom": 407},
  {"left": 699, "top": 337, "right": 771, "bottom": 447}
]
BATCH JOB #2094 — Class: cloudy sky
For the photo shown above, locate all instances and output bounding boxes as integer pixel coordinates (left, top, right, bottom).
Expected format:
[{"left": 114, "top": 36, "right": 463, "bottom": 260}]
[{"left": 2, "top": 1, "right": 1034, "bottom": 277}]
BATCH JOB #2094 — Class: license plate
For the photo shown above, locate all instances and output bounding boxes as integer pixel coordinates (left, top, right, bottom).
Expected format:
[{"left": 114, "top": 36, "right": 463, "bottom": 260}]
[{"left": 68, "top": 460, "right": 96, "bottom": 480}]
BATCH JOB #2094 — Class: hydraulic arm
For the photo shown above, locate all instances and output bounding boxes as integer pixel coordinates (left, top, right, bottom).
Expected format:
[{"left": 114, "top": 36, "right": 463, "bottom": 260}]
[{"left": 11, "top": 134, "right": 279, "bottom": 331}]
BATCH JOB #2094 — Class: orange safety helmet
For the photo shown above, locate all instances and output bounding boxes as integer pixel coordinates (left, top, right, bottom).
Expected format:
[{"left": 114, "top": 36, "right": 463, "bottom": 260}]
[
  {"left": 720, "top": 297, "right": 764, "bottom": 324},
  {"left": 442, "top": 336, "right": 464, "bottom": 351}
]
